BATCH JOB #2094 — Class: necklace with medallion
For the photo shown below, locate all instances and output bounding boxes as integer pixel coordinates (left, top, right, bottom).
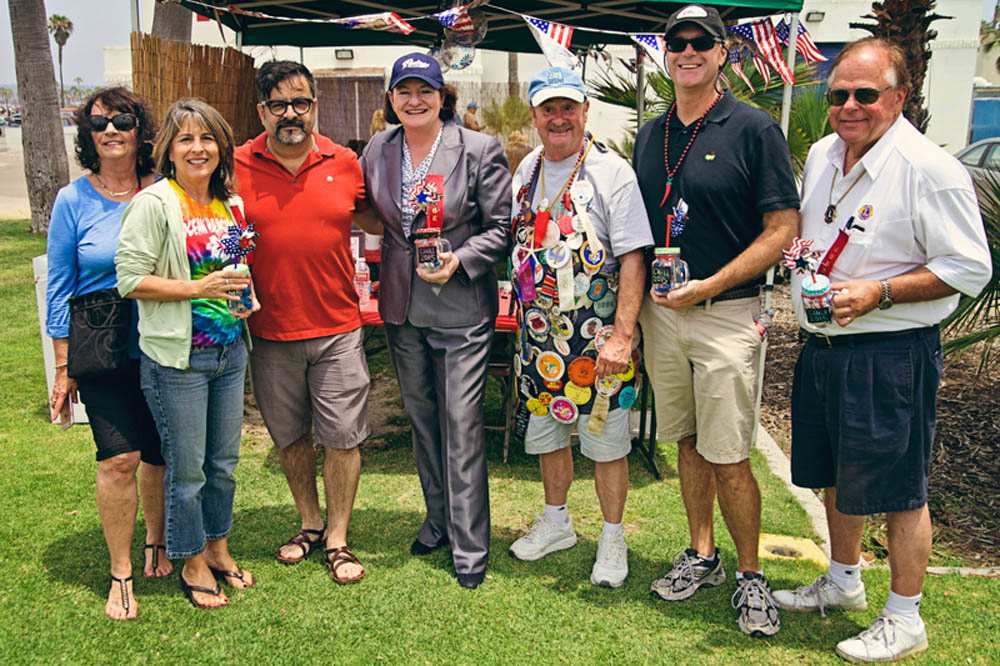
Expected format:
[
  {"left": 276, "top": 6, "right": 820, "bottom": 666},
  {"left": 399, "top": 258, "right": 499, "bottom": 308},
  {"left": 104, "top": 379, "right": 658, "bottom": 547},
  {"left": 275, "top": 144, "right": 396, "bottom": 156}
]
[
  {"left": 659, "top": 93, "right": 722, "bottom": 207},
  {"left": 824, "top": 168, "right": 865, "bottom": 225}
]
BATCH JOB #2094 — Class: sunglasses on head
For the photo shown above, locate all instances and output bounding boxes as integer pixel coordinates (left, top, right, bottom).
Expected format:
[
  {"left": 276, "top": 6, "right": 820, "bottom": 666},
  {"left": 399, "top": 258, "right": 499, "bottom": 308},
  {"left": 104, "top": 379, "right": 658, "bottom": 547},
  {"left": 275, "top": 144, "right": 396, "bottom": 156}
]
[
  {"left": 666, "top": 34, "right": 719, "bottom": 53},
  {"left": 261, "top": 97, "right": 315, "bottom": 117},
  {"left": 88, "top": 113, "right": 138, "bottom": 132},
  {"left": 826, "top": 86, "right": 893, "bottom": 106}
]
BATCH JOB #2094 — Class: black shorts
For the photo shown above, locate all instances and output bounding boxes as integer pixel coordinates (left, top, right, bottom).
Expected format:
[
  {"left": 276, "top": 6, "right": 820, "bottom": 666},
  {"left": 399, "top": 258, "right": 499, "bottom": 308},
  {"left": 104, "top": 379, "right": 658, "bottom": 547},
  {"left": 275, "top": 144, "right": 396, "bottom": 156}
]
[
  {"left": 76, "top": 359, "right": 164, "bottom": 466},
  {"left": 790, "top": 326, "right": 941, "bottom": 516}
]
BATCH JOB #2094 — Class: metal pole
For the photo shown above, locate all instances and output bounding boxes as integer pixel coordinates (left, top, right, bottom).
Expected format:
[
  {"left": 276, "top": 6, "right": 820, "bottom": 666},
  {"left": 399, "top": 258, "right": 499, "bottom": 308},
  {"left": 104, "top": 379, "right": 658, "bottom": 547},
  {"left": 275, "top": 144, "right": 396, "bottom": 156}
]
[
  {"left": 779, "top": 12, "right": 801, "bottom": 137},
  {"left": 299, "top": 47, "right": 305, "bottom": 64},
  {"left": 635, "top": 45, "right": 645, "bottom": 136},
  {"left": 236, "top": 30, "right": 244, "bottom": 49},
  {"left": 130, "top": 0, "right": 141, "bottom": 33}
]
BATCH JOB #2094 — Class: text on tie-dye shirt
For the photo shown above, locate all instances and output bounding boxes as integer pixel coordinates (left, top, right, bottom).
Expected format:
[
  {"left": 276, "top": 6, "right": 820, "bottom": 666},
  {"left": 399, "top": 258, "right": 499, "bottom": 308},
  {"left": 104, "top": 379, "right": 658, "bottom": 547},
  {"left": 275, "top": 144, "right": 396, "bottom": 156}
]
[{"left": 170, "top": 180, "right": 243, "bottom": 348}]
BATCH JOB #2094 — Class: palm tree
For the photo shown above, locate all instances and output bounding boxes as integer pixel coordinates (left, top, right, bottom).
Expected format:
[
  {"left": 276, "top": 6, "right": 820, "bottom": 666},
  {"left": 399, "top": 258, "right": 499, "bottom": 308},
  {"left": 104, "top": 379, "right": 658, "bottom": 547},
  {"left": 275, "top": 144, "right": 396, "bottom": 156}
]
[
  {"left": 47, "top": 14, "right": 73, "bottom": 108},
  {"left": 9, "top": 0, "right": 70, "bottom": 233},
  {"left": 849, "top": 0, "right": 951, "bottom": 134}
]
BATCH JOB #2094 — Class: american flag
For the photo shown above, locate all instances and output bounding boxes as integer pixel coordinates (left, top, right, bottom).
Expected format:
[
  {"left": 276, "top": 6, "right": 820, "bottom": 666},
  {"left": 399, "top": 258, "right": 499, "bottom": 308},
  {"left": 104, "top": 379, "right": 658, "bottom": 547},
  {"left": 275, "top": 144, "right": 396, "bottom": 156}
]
[
  {"left": 631, "top": 34, "right": 668, "bottom": 76},
  {"left": 435, "top": 5, "right": 474, "bottom": 32},
  {"left": 749, "top": 18, "right": 795, "bottom": 84},
  {"left": 527, "top": 17, "right": 574, "bottom": 49},
  {"left": 726, "top": 24, "right": 772, "bottom": 88},
  {"left": 775, "top": 19, "right": 827, "bottom": 62},
  {"left": 727, "top": 47, "right": 754, "bottom": 92},
  {"left": 335, "top": 11, "right": 415, "bottom": 35}
]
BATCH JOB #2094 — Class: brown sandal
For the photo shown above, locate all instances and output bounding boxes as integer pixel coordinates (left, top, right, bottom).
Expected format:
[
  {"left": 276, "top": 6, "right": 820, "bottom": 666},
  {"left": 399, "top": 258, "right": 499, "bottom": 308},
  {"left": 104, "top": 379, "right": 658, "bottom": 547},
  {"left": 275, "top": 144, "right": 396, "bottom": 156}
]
[
  {"left": 209, "top": 565, "right": 255, "bottom": 589},
  {"left": 324, "top": 546, "right": 365, "bottom": 585},
  {"left": 276, "top": 527, "right": 325, "bottom": 565}
]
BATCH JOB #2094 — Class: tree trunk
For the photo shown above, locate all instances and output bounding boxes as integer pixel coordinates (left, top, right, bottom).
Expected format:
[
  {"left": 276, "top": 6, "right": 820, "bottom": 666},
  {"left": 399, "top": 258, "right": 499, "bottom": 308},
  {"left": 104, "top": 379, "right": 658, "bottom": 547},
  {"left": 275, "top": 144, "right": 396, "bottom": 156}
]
[
  {"left": 8, "top": 0, "right": 69, "bottom": 234},
  {"left": 508, "top": 51, "right": 519, "bottom": 98},
  {"left": 57, "top": 44, "right": 65, "bottom": 108},
  {"left": 152, "top": 1, "right": 192, "bottom": 42}
]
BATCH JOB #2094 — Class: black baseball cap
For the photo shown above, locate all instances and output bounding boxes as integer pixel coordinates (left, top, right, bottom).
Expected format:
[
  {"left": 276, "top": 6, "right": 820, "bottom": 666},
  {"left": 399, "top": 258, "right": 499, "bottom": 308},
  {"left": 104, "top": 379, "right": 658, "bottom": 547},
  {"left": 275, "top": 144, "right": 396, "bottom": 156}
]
[
  {"left": 389, "top": 52, "right": 445, "bottom": 90},
  {"left": 663, "top": 4, "right": 726, "bottom": 42}
]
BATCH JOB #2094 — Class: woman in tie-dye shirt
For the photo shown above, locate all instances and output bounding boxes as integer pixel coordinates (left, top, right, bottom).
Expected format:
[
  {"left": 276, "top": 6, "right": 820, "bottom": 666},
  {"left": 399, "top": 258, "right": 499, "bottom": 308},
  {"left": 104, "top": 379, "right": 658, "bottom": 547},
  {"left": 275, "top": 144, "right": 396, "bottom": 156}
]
[{"left": 116, "top": 99, "right": 259, "bottom": 611}]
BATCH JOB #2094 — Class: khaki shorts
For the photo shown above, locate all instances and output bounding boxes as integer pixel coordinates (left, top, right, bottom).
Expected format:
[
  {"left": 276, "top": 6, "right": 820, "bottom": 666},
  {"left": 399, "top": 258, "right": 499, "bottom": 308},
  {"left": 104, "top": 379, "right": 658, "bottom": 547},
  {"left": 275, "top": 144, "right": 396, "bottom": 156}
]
[
  {"left": 250, "top": 328, "right": 370, "bottom": 450},
  {"left": 638, "top": 295, "right": 762, "bottom": 464},
  {"left": 524, "top": 409, "right": 632, "bottom": 462}
]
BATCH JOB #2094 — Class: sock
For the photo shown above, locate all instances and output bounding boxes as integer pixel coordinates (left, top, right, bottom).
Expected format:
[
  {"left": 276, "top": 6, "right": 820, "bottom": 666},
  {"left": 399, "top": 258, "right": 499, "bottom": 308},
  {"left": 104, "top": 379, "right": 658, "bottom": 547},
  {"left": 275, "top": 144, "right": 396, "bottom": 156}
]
[
  {"left": 543, "top": 503, "right": 569, "bottom": 526},
  {"left": 884, "top": 591, "right": 923, "bottom": 625},
  {"left": 601, "top": 521, "right": 624, "bottom": 538},
  {"left": 736, "top": 570, "right": 764, "bottom": 582},
  {"left": 828, "top": 558, "right": 863, "bottom": 592}
]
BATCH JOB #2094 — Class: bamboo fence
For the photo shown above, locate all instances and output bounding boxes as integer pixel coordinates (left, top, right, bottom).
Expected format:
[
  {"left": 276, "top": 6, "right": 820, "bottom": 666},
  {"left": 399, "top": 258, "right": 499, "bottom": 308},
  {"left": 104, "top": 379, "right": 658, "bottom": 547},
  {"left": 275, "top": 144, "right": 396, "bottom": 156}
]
[{"left": 130, "top": 32, "right": 261, "bottom": 143}]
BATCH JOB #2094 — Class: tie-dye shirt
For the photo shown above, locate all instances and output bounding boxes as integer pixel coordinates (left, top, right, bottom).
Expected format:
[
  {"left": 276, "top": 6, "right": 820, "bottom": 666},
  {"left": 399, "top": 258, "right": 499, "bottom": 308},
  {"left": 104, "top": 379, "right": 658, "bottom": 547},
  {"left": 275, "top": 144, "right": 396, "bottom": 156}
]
[{"left": 170, "top": 179, "right": 243, "bottom": 348}]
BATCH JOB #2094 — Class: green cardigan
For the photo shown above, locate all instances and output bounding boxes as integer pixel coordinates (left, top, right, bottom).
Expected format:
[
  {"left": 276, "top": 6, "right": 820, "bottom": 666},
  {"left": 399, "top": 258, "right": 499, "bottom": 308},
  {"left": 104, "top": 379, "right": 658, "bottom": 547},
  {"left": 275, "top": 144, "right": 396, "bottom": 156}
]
[{"left": 115, "top": 178, "right": 249, "bottom": 370}]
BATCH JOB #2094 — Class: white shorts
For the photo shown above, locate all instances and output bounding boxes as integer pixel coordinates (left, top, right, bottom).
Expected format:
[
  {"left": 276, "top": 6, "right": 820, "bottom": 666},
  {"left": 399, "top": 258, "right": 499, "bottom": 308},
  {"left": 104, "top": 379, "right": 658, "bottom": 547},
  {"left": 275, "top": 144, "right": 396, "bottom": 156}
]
[{"left": 524, "top": 408, "right": 632, "bottom": 462}]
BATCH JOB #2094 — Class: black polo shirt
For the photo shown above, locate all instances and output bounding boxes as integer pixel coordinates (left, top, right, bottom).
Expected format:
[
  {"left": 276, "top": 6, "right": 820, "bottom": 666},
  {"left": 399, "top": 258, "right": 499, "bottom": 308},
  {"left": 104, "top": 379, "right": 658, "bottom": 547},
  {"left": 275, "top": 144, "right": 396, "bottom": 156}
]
[{"left": 633, "top": 92, "right": 799, "bottom": 286}]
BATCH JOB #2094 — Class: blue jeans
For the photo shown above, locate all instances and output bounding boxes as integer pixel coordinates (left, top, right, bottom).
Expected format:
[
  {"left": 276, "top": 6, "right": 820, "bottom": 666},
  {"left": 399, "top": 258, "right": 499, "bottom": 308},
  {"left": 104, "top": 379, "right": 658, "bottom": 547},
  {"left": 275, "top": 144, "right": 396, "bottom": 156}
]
[{"left": 140, "top": 340, "right": 247, "bottom": 559}]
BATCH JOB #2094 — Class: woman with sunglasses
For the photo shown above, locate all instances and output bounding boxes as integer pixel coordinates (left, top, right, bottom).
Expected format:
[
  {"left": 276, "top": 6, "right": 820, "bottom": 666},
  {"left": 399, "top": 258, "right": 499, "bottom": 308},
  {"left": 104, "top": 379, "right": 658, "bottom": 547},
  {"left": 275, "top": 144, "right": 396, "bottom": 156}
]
[
  {"left": 116, "top": 99, "right": 259, "bottom": 610},
  {"left": 46, "top": 87, "right": 166, "bottom": 620}
]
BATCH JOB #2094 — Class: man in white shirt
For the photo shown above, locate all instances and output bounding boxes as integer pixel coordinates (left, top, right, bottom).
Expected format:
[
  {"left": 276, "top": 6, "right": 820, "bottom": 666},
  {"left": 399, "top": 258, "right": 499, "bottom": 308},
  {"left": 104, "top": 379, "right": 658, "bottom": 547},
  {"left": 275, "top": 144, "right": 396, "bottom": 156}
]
[{"left": 774, "top": 38, "right": 991, "bottom": 663}]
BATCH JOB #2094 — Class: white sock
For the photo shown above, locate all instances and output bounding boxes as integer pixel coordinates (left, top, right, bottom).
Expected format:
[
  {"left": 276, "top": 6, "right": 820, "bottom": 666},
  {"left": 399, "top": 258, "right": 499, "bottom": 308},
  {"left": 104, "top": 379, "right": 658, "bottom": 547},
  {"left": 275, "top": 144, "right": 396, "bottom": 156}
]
[
  {"left": 601, "top": 521, "right": 624, "bottom": 539},
  {"left": 884, "top": 591, "right": 923, "bottom": 625},
  {"left": 544, "top": 503, "right": 569, "bottom": 526},
  {"left": 828, "top": 558, "right": 863, "bottom": 592}
]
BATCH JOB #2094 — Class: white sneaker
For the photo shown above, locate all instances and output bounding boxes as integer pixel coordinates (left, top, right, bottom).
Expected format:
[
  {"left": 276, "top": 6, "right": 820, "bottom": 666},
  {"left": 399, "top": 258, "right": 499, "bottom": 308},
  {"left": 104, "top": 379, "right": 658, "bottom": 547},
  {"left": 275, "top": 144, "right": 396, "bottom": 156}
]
[
  {"left": 774, "top": 574, "right": 868, "bottom": 616},
  {"left": 509, "top": 514, "right": 577, "bottom": 561},
  {"left": 590, "top": 530, "right": 628, "bottom": 588},
  {"left": 835, "top": 613, "right": 928, "bottom": 663}
]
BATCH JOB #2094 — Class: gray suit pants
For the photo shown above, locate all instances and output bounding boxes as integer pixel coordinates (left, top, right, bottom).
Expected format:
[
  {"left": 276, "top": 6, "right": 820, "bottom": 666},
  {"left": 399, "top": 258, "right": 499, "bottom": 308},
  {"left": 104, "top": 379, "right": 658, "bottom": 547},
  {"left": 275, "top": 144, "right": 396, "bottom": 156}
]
[{"left": 385, "top": 319, "right": 493, "bottom": 575}]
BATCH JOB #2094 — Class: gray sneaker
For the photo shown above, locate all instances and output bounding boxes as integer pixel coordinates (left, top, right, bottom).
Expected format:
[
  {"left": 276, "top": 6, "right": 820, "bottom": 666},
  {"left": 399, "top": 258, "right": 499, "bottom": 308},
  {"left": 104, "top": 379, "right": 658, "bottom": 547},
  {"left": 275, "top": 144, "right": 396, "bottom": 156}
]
[
  {"left": 732, "top": 572, "right": 781, "bottom": 637},
  {"left": 650, "top": 548, "right": 726, "bottom": 601}
]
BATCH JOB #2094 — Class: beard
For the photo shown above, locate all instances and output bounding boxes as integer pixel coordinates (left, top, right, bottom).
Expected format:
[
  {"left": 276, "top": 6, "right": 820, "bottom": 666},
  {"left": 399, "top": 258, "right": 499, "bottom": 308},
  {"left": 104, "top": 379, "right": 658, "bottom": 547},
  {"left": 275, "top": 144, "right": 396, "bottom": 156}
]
[{"left": 273, "top": 120, "right": 308, "bottom": 145}]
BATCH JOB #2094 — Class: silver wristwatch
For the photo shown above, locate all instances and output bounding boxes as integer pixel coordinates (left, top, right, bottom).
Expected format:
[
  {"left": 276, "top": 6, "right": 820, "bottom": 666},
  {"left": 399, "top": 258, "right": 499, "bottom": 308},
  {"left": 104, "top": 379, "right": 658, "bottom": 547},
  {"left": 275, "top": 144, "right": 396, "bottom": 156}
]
[{"left": 877, "top": 278, "right": 893, "bottom": 310}]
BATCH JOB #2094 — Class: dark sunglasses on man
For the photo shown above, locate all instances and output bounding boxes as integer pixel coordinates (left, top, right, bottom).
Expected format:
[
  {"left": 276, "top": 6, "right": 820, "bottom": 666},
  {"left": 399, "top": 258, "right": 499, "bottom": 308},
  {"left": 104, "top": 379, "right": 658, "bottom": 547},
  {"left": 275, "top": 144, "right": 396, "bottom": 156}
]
[
  {"left": 666, "top": 34, "right": 720, "bottom": 53},
  {"left": 87, "top": 113, "right": 138, "bottom": 132},
  {"left": 261, "top": 97, "right": 315, "bottom": 117},
  {"left": 826, "top": 86, "right": 893, "bottom": 107}
]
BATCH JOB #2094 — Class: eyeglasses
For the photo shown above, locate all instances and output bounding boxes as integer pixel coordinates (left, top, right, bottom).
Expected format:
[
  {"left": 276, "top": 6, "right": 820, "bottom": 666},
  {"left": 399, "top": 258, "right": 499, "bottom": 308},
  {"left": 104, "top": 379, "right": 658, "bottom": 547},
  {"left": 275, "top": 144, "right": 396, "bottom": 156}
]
[
  {"left": 87, "top": 113, "right": 138, "bottom": 132},
  {"left": 666, "top": 35, "right": 719, "bottom": 53},
  {"left": 261, "top": 97, "right": 315, "bottom": 117},
  {"left": 826, "top": 86, "right": 893, "bottom": 106}
]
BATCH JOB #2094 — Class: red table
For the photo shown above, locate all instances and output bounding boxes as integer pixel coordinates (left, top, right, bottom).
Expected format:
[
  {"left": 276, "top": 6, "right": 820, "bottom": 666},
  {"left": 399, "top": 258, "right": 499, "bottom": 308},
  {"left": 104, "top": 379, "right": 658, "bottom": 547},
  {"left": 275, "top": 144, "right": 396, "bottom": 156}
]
[{"left": 358, "top": 284, "right": 518, "bottom": 332}]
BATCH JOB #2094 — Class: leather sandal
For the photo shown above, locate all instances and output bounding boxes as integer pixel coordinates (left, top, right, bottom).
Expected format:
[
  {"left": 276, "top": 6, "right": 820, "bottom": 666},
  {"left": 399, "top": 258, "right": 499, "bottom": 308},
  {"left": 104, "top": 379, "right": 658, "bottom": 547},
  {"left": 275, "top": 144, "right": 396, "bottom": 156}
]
[
  {"left": 144, "top": 544, "right": 169, "bottom": 577},
  {"left": 179, "top": 574, "right": 226, "bottom": 610},
  {"left": 109, "top": 575, "right": 135, "bottom": 620},
  {"left": 209, "top": 565, "right": 255, "bottom": 589},
  {"left": 276, "top": 527, "right": 325, "bottom": 565},
  {"left": 324, "top": 546, "right": 365, "bottom": 585}
]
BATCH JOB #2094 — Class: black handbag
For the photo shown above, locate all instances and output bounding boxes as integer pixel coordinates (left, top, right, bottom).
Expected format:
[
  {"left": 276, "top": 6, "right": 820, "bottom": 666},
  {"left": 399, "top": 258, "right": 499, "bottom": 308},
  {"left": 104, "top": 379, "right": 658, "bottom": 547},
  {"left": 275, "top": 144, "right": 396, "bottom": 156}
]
[{"left": 67, "top": 288, "right": 131, "bottom": 379}]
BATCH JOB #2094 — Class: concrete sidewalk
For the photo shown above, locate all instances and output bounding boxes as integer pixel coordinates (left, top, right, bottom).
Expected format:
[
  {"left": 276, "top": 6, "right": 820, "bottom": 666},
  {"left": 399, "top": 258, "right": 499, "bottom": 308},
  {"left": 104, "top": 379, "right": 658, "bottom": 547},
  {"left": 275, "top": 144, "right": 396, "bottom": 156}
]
[{"left": 0, "top": 127, "right": 83, "bottom": 220}]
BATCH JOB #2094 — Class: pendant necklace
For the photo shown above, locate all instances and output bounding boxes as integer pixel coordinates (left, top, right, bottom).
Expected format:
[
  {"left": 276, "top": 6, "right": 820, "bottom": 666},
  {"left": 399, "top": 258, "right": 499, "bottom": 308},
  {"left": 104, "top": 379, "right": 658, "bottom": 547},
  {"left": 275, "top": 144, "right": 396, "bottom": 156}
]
[
  {"left": 660, "top": 93, "right": 722, "bottom": 207},
  {"left": 824, "top": 167, "right": 865, "bottom": 224}
]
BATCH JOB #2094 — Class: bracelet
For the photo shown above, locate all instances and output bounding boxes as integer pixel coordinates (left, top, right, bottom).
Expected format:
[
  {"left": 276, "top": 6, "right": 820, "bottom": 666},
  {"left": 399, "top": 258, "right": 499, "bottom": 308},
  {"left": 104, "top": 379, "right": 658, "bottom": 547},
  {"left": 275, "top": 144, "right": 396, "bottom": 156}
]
[{"left": 54, "top": 362, "right": 68, "bottom": 369}]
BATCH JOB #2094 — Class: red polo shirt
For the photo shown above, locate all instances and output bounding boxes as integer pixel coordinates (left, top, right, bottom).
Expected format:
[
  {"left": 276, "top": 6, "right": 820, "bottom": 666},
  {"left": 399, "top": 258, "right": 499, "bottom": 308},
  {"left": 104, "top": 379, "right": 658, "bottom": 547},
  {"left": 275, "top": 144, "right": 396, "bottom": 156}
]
[{"left": 235, "top": 132, "right": 365, "bottom": 341}]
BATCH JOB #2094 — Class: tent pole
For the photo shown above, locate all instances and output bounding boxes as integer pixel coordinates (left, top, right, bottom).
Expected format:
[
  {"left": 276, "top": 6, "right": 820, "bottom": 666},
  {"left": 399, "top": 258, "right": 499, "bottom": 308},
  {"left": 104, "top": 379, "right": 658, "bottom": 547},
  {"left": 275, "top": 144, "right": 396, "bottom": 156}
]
[
  {"left": 779, "top": 12, "right": 800, "bottom": 137},
  {"left": 635, "top": 45, "right": 645, "bottom": 137},
  {"left": 130, "top": 0, "right": 141, "bottom": 33}
]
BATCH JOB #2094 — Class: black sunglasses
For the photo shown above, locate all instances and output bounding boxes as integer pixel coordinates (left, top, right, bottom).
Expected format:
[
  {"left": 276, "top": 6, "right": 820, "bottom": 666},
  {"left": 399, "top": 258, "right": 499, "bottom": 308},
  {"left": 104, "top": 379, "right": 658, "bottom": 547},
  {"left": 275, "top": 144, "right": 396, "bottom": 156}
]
[
  {"left": 666, "top": 34, "right": 719, "bottom": 53},
  {"left": 261, "top": 97, "right": 315, "bottom": 117},
  {"left": 87, "top": 113, "right": 138, "bottom": 132},
  {"left": 826, "top": 86, "right": 893, "bottom": 106}
]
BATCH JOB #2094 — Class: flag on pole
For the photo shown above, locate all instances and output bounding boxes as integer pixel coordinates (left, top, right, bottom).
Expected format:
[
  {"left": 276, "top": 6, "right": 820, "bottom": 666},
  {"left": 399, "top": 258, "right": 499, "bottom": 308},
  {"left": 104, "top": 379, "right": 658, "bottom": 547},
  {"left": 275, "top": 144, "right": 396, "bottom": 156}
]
[
  {"left": 435, "top": 5, "right": 475, "bottom": 32},
  {"left": 775, "top": 19, "right": 827, "bottom": 62},
  {"left": 749, "top": 18, "right": 795, "bottom": 84},
  {"left": 727, "top": 48, "right": 754, "bottom": 92},
  {"left": 726, "top": 23, "right": 772, "bottom": 88},
  {"left": 524, "top": 15, "right": 579, "bottom": 71},
  {"left": 334, "top": 11, "right": 415, "bottom": 35},
  {"left": 631, "top": 34, "right": 669, "bottom": 77}
]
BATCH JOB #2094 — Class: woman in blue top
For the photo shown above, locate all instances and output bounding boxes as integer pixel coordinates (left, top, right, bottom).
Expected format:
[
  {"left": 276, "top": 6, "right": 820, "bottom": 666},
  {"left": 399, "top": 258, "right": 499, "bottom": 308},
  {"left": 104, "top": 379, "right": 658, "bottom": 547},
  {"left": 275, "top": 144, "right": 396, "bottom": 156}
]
[{"left": 46, "top": 87, "right": 166, "bottom": 620}]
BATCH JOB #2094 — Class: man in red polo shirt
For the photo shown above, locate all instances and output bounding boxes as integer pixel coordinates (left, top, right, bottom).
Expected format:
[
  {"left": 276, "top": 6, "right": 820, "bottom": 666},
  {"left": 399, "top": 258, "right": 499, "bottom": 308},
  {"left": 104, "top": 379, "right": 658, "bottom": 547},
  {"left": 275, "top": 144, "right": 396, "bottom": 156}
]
[{"left": 235, "top": 61, "right": 382, "bottom": 585}]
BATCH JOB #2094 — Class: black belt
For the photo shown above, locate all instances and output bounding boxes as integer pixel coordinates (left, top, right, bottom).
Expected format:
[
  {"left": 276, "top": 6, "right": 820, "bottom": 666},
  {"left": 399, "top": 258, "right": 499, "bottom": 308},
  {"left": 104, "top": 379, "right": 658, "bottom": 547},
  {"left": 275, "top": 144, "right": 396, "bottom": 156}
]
[
  {"left": 693, "top": 286, "right": 761, "bottom": 307},
  {"left": 801, "top": 325, "right": 938, "bottom": 348}
]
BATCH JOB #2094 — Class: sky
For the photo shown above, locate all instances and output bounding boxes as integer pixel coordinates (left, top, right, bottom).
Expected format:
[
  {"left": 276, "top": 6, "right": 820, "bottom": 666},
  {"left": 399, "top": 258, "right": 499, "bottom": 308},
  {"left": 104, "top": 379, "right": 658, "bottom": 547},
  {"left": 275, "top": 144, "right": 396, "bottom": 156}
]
[{"left": 1, "top": 0, "right": 998, "bottom": 87}]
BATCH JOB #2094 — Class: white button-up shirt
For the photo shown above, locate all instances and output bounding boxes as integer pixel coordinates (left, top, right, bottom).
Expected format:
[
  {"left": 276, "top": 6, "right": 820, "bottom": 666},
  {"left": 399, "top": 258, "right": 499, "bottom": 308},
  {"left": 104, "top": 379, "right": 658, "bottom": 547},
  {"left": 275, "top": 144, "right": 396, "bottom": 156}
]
[{"left": 793, "top": 116, "right": 992, "bottom": 334}]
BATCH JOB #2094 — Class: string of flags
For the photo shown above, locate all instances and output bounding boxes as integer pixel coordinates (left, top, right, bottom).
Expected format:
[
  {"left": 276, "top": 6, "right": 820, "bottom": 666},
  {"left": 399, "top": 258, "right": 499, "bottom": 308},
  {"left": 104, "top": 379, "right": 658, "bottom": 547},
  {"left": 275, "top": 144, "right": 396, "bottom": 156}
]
[{"left": 176, "top": 0, "right": 826, "bottom": 85}]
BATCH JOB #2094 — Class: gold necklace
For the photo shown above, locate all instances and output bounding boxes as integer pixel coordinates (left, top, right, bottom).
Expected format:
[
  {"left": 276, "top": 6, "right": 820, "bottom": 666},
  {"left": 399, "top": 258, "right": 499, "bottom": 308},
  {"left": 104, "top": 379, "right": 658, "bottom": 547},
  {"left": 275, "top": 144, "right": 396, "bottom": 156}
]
[
  {"left": 95, "top": 173, "right": 137, "bottom": 197},
  {"left": 824, "top": 167, "right": 865, "bottom": 225}
]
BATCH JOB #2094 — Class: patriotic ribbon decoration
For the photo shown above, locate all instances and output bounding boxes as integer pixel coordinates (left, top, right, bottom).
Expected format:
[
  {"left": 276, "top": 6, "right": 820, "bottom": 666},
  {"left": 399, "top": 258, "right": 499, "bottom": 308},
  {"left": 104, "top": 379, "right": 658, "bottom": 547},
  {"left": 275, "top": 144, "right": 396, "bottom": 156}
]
[
  {"left": 335, "top": 11, "right": 415, "bottom": 35},
  {"left": 775, "top": 19, "right": 828, "bottom": 62},
  {"left": 434, "top": 5, "right": 475, "bottom": 32},
  {"left": 782, "top": 237, "right": 820, "bottom": 275},
  {"left": 524, "top": 15, "right": 579, "bottom": 71}
]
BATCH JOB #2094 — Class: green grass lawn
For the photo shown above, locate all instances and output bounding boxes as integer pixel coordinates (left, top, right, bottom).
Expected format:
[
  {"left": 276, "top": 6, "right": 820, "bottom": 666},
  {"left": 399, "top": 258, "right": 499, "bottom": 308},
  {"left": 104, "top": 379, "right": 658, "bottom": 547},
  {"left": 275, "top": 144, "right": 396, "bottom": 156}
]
[{"left": 1, "top": 219, "right": 997, "bottom": 664}]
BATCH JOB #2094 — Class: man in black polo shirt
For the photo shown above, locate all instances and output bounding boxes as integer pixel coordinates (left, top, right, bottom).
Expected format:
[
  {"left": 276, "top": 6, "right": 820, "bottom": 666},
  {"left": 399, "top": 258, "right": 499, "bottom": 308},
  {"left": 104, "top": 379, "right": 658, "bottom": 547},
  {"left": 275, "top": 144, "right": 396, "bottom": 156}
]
[{"left": 633, "top": 4, "right": 799, "bottom": 638}]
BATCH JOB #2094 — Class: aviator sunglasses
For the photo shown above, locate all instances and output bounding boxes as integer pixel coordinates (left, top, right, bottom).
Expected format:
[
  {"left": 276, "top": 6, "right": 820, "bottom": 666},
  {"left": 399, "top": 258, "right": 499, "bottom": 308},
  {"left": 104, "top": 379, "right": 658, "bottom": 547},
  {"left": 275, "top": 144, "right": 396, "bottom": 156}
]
[
  {"left": 261, "top": 97, "right": 315, "bottom": 117},
  {"left": 87, "top": 113, "right": 138, "bottom": 132},
  {"left": 826, "top": 86, "right": 893, "bottom": 106},
  {"left": 666, "top": 34, "right": 720, "bottom": 53}
]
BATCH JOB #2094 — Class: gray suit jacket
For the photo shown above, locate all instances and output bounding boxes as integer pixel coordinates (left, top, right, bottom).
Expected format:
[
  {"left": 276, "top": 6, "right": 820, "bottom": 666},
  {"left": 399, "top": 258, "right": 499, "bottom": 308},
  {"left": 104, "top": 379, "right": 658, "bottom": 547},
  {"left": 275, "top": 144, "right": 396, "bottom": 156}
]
[{"left": 361, "top": 122, "right": 512, "bottom": 328}]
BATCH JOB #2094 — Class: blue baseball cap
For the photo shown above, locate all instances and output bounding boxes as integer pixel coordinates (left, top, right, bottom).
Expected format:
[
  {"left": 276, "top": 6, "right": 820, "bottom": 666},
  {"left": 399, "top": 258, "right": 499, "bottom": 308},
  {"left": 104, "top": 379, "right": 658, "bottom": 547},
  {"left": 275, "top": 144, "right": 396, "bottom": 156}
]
[
  {"left": 389, "top": 52, "right": 445, "bottom": 90},
  {"left": 528, "top": 67, "right": 586, "bottom": 107}
]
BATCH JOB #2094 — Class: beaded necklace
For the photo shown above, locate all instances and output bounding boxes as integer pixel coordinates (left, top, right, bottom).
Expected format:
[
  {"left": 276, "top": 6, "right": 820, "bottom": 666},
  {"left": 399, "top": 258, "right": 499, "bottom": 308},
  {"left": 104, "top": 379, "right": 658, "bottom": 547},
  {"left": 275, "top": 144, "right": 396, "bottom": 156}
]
[{"left": 659, "top": 93, "right": 722, "bottom": 207}]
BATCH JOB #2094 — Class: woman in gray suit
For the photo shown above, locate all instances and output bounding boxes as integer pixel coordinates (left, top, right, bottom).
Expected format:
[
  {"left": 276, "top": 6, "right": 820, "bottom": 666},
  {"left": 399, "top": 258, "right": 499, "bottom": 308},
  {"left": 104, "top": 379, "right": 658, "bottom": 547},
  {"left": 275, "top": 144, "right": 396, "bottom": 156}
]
[{"left": 360, "top": 53, "right": 511, "bottom": 589}]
